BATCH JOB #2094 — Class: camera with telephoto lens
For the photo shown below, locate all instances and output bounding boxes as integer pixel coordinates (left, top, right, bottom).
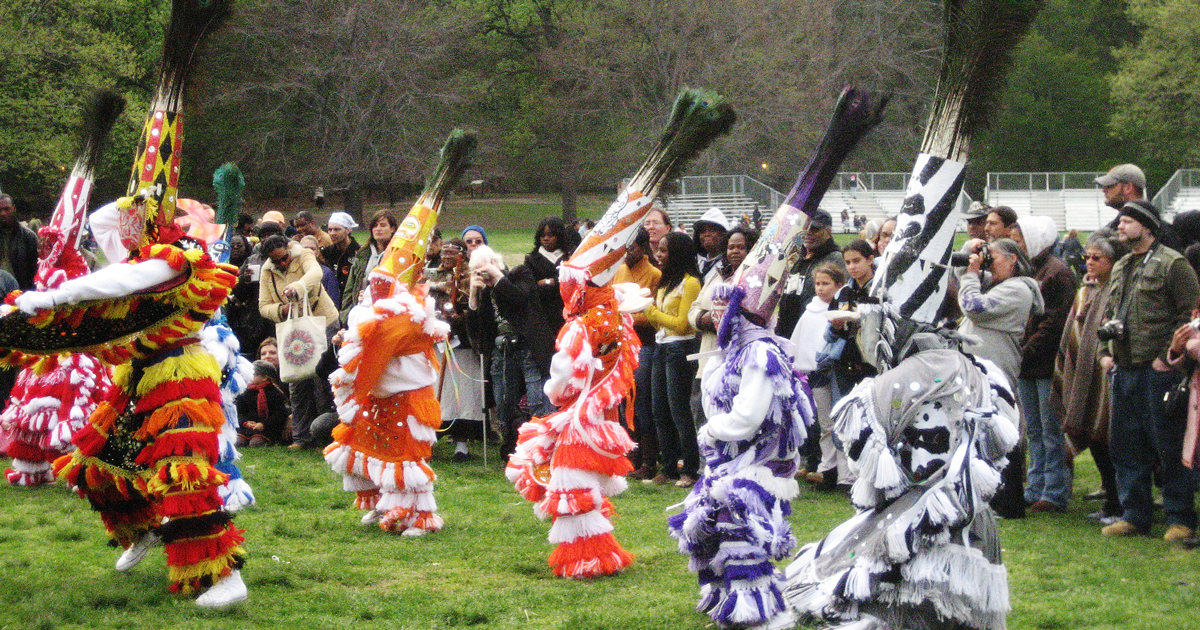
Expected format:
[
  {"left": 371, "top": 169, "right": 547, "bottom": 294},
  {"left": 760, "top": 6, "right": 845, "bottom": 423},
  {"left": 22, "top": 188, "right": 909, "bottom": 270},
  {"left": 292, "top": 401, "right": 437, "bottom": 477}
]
[
  {"left": 949, "top": 247, "right": 991, "bottom": 271},
  {"left": 1096, "top": 319, "right": 1125, "bottom": 342}
]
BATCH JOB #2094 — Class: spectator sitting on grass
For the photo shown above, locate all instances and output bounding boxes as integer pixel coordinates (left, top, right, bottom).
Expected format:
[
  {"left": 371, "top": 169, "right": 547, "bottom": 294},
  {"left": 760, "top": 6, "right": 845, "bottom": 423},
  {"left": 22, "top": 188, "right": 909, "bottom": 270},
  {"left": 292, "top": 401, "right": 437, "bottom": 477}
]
[{"left": 236, "top": 361, "right": 290, "bottom": 447}]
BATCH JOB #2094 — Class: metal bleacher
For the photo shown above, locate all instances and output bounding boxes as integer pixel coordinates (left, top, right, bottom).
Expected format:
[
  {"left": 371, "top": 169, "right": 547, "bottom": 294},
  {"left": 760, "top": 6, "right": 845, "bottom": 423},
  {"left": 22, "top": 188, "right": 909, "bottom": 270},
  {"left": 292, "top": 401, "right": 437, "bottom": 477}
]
[
  {"left": 985, "top": 172, "right": 1114, "bottom": 232},
  {"left": 1153, "top": 169, "right": 1200, "bottom": 220},
  {"left": 641, "top": 169, "right": 1199, "bottom": 234},
  {"left": 656, "top": 172, "right": 970, "bottom": 232}
]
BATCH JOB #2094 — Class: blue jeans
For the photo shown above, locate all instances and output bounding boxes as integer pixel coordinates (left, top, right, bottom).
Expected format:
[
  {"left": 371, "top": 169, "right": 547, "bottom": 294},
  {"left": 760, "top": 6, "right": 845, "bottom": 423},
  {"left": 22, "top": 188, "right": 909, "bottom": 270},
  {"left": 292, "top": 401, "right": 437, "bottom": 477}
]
[
  {"left": 1109, "top": 366, "right": 1198, "bottom": 530},
  {"left": 652, "top": 338, "right": 700, "bottom": 478},
  {"left": 491, "top": 336, "right": 554, "bottom": 453},
  {"left": 630, "top": 343, "right": 658, "bottom": 473},
  {"left": 1020, "top": 377, "right": 1072, "bottom": 507}
]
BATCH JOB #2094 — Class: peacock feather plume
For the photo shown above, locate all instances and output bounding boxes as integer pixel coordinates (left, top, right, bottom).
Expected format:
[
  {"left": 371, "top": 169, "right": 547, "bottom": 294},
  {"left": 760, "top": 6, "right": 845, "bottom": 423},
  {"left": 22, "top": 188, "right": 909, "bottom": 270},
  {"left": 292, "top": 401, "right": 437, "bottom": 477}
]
[
  {"left": 212, "top": 163, "right": 244, "bottom": 225},
  {"left": 922, "top": 0, "right": 1043, "bottom": 160},
  {"left": 79, "top": 90, "right": 126, "bottom": 177},
  {"left": 628, "top": 88, "right": 737, "bottom": 198},
  {"left": 418, "top": 128, "right": 478, "bottom": 210}
]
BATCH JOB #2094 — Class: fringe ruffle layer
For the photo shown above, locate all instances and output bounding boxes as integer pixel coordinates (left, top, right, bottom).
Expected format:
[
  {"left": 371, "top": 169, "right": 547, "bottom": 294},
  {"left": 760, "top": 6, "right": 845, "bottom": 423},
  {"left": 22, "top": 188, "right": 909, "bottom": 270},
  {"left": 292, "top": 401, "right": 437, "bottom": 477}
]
[
  {"left": 54, "top": 333, "right": 244, "bottom": 595},
  {"left": 326, "top": 289, "right": 446, "bottom": 534},
  {"left": 670, "top": 333, "right": 809, "bottom": 628},
  {"left": 506, "top": 291, "right": 638, "bottom": 578},
  {"left": 783, "top": 350, "right": 1018, "bottom": 630},
  {"left": 1, "top": 353, "right": 111, "bottom": 485}
]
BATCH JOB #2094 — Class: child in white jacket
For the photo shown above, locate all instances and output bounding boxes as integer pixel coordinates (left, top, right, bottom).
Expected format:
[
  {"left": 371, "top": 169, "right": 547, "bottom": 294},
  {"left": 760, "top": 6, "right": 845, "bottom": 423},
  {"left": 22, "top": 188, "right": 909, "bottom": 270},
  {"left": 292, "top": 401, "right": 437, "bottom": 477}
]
[{"left": 789, "top": 263, "right": 847, "bottom": 487}]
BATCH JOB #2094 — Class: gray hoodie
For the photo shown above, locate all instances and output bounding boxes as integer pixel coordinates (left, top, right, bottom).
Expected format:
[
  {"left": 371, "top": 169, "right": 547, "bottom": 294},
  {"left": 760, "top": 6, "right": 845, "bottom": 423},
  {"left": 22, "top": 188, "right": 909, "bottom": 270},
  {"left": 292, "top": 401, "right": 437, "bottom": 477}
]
[{"left": 957, "top": 271, "right": 1044, "bottom": 391}]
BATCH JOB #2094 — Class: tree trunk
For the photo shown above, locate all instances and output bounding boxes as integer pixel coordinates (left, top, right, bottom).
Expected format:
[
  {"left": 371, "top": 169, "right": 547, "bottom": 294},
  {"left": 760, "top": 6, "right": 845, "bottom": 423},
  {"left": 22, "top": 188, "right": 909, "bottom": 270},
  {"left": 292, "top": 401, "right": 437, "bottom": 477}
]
[
  {"left": 559, "top": 148, "right": 578, "bottom": 223},
  {"left": 343, "top": 185, "right": 363, "bottom": 222}
]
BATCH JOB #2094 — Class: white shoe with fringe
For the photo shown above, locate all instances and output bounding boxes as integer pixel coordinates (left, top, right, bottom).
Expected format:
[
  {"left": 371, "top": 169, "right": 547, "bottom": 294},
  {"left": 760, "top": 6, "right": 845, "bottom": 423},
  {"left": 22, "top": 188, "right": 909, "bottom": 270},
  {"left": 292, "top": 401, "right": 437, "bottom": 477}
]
[
  {"left": 115, "top": 531, "right": 161, "bottom": 572},
  {"left": 195, "top": 570, "right": 248, "bottom": 608}
]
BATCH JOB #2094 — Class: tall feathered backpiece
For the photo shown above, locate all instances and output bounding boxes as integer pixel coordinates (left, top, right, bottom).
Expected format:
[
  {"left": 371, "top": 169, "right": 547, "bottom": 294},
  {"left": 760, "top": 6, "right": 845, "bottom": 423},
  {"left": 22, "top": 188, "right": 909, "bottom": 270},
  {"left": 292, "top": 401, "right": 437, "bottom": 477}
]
[
  {"left": 369, "top": 129, "right": 477, "bottom": 299},
  {"left": 115, "top": 0, "right": 233, "bottom": 252},
  {"left": 868, "top": 0, "right": 1042, "bottom": 369},
  {"left": 562, "top": 88, "right": 736, "bottom": 310},
  {"left": 730, "top": 87, "right": 888, "bottom": 327},
  {"left": 35, "top": 90, "right": 126, "bottom": 290}
]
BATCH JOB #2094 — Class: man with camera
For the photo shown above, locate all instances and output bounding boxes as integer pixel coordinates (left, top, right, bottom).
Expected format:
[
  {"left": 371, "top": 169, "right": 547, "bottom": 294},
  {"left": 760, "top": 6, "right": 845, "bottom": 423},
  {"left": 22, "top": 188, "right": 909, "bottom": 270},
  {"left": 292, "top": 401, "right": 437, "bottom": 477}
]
[{"left": 1099, "top": 200, "right": 1200, "bottom": 541}]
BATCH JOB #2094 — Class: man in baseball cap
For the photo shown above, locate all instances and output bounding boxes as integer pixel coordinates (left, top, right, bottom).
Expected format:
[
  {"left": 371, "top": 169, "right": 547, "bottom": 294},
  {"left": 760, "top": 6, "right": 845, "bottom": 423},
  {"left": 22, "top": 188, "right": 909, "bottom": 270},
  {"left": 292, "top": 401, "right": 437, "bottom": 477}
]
[
  {"left": 962, "top": 200, "right": 990, "bottom": 240},
  {"left": 1096, "top": 164, "right": 1147, "bottom": 210}
]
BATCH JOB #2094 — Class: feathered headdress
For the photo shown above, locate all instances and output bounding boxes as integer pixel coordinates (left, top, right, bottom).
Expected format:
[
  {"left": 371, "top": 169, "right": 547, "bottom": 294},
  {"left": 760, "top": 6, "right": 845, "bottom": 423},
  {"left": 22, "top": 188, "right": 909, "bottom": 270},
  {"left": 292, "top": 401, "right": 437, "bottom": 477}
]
[
  {"left": 868, "top": 0, "right": 1042, "bottom": 369},
  {"left": 36, "top": 90, "right": 126, "bottom": 290},
  {"left": 561, "top": 88, "right": 736, "bottom": 313},
  {"left": 205, "top": 162, "right": 246, "bottom": 263},
  {"left": 114, "top": 0, "right": 233, "bottom": 253},
  {"left": 730, "top": 87, "right": 888, "bottom": 326},
  {"left": 369, "top": 129, "right": 477, "bottom": 301}
]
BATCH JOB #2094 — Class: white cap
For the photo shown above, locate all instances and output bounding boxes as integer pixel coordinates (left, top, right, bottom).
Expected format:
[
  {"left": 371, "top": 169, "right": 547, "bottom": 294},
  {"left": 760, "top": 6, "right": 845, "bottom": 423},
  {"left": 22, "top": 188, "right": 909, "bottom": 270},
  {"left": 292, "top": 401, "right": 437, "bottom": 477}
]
[
  {"left": 695, "top": 207, "right": 730, "bottom": 231},
  {"left": 328, "top": 211, "right": 359, "bottom": 229}
]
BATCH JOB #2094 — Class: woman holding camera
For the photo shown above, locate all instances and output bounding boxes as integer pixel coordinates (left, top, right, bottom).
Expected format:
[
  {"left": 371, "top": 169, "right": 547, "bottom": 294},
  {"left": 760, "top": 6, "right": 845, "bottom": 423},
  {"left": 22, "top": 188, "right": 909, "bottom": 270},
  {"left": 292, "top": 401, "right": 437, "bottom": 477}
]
[{"left": 958, "top": 238, "right": 1043, "bottom": 518}]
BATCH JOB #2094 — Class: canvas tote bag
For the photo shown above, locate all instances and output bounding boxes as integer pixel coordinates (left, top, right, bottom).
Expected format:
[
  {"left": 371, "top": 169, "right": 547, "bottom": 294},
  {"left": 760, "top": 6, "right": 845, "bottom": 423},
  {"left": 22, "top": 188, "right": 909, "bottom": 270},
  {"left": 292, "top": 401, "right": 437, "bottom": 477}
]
[{"left": 277, "top": 288, "right": 327, "bottom": 383}]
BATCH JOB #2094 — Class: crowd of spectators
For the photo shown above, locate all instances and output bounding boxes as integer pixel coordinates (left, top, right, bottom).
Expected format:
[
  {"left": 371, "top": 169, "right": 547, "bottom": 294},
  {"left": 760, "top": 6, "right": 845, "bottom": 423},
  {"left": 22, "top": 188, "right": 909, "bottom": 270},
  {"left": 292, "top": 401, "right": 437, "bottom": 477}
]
[{"left": 1, "top": 161, "right": 1197, "bottom": 548}]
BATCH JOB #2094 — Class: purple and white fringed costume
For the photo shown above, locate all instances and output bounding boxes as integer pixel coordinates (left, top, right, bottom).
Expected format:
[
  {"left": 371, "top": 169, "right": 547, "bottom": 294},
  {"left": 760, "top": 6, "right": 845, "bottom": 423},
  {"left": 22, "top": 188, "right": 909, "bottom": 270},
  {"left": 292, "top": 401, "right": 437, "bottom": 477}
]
[
  {"left": 668, "top": 286, "right": 813, "bottom": 629},
  {"left": 783, "top": 348, "right": 1020, "bottom": 630}
]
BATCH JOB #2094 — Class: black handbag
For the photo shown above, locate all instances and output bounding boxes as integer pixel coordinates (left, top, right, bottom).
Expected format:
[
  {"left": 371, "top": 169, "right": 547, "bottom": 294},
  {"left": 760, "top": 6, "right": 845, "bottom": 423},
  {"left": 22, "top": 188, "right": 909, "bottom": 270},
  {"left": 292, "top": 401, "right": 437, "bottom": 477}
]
[{"left": 1164, "top": 371, "right": 1191, "bottom": 422}]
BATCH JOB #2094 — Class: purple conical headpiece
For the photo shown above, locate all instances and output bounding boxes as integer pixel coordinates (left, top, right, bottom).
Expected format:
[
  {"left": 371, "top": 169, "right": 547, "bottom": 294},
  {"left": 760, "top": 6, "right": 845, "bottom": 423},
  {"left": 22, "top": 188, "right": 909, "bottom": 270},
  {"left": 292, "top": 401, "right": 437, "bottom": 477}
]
[{"left": 731, "top": 88, "right": 889, "bottom": 324}]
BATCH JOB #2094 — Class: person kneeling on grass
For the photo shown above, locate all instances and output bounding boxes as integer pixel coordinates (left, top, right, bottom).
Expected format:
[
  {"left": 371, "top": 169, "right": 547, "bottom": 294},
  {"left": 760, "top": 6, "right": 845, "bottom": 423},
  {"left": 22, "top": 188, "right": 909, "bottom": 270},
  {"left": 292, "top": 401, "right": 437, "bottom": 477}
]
[{"left": 236, "top": 361, "right": 290, "bottom": 447}]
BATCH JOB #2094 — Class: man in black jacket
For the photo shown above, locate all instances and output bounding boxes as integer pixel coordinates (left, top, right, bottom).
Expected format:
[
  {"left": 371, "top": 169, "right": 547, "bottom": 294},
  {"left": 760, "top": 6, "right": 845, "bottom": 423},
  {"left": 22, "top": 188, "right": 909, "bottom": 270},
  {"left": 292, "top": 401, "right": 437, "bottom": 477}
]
[
  {"left": 775, "top": 209, "right": 847, "bottom": 338},
  {"left": 0, "top": 195, "right": 39, "bottom": 290}
]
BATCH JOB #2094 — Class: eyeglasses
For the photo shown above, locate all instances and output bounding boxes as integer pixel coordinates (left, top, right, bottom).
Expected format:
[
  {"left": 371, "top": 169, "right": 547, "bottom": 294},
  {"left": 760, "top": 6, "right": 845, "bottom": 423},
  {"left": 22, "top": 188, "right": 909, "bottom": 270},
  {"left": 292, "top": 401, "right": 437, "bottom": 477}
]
[
  {"left": 1086, "top": 254, "right": 1109, "bottom": 261},
  {"left": 464, "top": 238, "right": 483, "bottom": 245}
]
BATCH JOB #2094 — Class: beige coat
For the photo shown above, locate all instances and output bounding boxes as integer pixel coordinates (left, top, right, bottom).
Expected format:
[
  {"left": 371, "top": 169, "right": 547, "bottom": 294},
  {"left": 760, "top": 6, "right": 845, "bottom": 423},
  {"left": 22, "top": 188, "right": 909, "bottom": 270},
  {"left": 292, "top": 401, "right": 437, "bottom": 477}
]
[{"left": 259, "top": 241, "right": 338, "bottom": 326}]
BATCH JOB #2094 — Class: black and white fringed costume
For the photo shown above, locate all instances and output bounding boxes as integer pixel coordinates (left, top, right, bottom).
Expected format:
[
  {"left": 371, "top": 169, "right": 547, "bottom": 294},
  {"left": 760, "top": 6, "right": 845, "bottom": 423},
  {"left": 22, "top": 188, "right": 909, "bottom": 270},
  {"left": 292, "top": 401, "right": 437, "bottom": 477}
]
[{"left": 783, "top": 347, "right": 1019, "bottom": 630}]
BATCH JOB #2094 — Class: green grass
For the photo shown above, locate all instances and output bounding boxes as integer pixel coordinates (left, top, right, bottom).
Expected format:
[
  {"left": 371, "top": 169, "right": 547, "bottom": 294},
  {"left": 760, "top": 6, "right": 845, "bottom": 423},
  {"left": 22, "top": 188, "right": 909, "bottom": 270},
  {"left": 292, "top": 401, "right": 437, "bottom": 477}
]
[{"left": 1, "top": 442, "right": 1198, "bottom": 629}]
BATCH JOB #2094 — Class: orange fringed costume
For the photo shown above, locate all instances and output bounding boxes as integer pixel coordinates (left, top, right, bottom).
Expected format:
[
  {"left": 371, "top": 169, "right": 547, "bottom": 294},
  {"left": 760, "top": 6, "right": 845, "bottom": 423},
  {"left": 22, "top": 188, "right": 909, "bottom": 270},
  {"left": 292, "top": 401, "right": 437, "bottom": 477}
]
[
  {"left": 506, "top": 283, "right": 639, "bottom": 577},
  {"left": 325, "top": 286, "right": 450, "bottom": 534},
  {"left": 19, "top": 241, "right": 246, "bottom": 594}
]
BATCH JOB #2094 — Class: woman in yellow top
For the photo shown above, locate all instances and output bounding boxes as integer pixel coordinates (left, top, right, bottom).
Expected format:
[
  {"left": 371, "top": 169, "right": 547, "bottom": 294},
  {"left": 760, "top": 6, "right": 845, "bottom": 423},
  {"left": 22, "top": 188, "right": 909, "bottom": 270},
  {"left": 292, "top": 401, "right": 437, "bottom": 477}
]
[{"left": 644, "top": 231, "right": 703, "bottom": 487}]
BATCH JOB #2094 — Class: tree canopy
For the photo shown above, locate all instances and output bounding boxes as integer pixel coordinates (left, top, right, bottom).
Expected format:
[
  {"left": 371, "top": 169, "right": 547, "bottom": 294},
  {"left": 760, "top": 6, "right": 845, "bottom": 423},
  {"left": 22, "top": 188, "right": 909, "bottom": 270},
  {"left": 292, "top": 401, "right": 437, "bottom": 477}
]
[{"left": 1, "top": 0, "right": 1195, "bottom": 216}]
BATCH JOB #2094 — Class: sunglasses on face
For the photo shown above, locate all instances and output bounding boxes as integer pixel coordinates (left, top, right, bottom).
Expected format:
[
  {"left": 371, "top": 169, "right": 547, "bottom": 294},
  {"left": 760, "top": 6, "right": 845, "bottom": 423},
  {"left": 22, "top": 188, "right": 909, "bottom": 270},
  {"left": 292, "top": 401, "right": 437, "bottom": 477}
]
[
  {"left": 1086, "top": 254, "right": 1109, "bottom": 261},
  {"left": 464, "top": 238, "right": 483, "bottom": 245}
]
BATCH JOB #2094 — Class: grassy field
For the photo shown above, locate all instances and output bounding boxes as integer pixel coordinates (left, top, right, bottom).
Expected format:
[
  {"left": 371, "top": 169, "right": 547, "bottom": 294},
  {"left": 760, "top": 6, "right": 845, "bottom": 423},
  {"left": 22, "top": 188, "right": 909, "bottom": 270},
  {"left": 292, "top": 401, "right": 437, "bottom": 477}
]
[{"left": 1, "top": 440, "right": 1197, "bottom": 630}]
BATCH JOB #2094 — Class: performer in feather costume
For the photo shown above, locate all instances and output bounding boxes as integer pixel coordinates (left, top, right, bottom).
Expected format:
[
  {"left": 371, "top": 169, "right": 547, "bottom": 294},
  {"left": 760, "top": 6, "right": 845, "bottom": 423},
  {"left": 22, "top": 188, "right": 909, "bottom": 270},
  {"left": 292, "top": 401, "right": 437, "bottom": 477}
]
[
  {"left": 505, "top": 89, "right": 735, "bottom": 578},
  {"left": 325, "top": 130, "right": 475, "bottom": 535},
  {"left": 0, "top": 0, "right": 247, "bottom": 607},
  {"left": 668, "top": 88, "right": 886, "bottom": 630},
  {"left": 0, "top": 92, "right": 122, "bottom": 487},
  {"left": 783, "top": 1, "right": 1041, "bottom": 628}
]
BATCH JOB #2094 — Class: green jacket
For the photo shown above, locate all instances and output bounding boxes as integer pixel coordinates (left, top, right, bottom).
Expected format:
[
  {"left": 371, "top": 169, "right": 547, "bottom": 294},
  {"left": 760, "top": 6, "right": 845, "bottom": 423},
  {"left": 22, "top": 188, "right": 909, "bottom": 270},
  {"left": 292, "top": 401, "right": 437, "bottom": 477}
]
[{"left": 1104, "top": 241, "right": 1200, "bottom": 367}]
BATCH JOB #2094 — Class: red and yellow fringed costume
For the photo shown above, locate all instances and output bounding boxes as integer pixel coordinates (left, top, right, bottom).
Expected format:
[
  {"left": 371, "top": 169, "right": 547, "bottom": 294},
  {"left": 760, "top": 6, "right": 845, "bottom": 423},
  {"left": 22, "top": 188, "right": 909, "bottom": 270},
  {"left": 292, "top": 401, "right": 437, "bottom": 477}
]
[
  {"left": 325, "top": 285, "right": 450, "bottom": 534},
  {"left": 506, "top": 280, "right": 639, "bottom": 577},
  {"left": 7, "top": 241, "right": 243, "bottom": 594}
]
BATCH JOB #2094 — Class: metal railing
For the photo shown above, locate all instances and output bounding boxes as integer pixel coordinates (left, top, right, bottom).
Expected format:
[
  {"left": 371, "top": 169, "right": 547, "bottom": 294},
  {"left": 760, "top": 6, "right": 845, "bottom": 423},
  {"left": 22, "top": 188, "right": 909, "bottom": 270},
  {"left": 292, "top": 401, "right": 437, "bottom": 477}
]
[
  {"left": 1152, "top": 169, "right": 1200, "bottom": 216},
  {"left": 986, "top": 171, "right": 1107, "bottom": 194}
]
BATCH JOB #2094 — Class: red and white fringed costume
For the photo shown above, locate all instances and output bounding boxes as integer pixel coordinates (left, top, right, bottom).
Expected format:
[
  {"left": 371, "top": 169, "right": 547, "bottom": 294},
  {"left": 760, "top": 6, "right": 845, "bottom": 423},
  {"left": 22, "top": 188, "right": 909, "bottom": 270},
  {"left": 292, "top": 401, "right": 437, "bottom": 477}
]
[
  {"left": 10, "top": 241, "right": 245, "bottom": 595},
  {"left": 506, "top": 279, "right": 639, "bottom": 578},
  {"left": 325, "top": 285, "right": 450, "bottom": 534},
  {"left": 1, "top": 228, "right": 113, "bottom": 486}
]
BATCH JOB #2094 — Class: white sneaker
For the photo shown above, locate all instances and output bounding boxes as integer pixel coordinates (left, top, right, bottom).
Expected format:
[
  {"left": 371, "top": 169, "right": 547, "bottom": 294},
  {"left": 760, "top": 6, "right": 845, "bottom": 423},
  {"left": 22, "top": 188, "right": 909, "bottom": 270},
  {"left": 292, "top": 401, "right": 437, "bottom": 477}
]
[
  {"left": 195, "top": 570, "right": 248, "bottom": 608},
  {"left": 360, "top": 509, "right": 382, "bottom": 525},
  {"left": 400, "top": 527, "right": 428, "bottom": 537},
  {"left": 115, "top": 531, "right": 161, "bottom": 572}
]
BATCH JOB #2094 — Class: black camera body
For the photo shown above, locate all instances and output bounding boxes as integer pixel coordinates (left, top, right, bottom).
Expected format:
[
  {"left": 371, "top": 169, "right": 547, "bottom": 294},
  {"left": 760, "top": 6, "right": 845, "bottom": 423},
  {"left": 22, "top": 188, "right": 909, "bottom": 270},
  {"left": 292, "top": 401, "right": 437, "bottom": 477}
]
[
  {"left": 949, "top": 247, "right": 992, "bottom": 271},
  {"left": 1096, "top": 319, "right": 1125, "bottom": 342}
]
